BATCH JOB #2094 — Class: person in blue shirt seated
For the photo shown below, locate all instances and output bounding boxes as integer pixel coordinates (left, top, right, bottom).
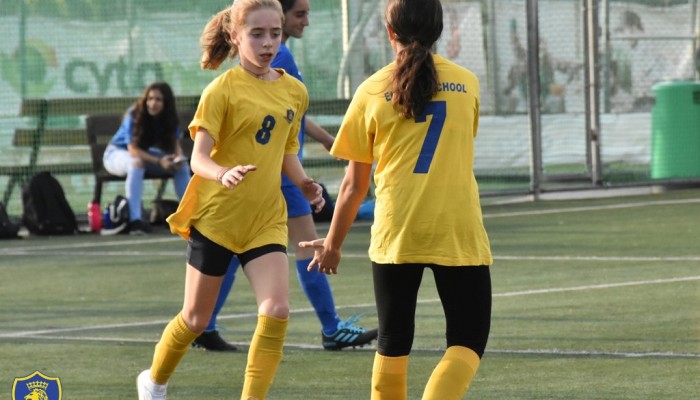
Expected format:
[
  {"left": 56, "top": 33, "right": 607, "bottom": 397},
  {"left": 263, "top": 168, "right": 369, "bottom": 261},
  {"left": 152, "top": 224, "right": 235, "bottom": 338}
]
[{"left": 102, "top": 81, "right": 191, "bottom": 235}]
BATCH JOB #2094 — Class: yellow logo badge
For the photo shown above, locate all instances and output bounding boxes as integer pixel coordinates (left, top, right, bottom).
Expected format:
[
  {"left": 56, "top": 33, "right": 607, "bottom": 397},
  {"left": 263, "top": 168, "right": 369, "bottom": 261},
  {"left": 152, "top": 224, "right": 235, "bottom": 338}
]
[{"left": 12, "top": 371, "right": 62, "bottom": 400}]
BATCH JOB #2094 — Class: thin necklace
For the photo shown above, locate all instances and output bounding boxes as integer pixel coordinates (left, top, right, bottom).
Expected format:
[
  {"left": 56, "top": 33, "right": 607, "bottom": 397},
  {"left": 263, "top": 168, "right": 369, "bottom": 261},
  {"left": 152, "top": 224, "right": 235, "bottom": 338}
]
[{"left": 242, "top": 65, "right": 270, "bottom": 80}]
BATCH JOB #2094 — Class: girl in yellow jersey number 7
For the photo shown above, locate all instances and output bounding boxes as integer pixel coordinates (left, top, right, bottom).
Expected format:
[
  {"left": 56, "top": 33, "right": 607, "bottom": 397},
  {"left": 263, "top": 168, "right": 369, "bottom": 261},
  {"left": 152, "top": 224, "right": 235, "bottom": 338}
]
[{"left": 300, "top": 0, "right": 492, "bottom": 399}]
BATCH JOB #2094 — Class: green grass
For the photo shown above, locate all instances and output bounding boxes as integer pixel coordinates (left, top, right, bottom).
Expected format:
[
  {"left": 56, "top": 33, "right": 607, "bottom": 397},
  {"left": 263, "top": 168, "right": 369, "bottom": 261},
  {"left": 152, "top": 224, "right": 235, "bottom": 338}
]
[{"left": 1, "top": 189, "right": 699, "bottom": 399}]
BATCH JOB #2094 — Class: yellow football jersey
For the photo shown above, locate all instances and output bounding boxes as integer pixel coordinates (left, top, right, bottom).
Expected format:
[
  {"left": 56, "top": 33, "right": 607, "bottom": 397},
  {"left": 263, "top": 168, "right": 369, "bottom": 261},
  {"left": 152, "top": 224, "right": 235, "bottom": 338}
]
[
  {"left": 332, "top": 54, "right": 492, "bottom": 266},
  {"left": 168, "top": 66, "right": 308, "bottom": 253}
]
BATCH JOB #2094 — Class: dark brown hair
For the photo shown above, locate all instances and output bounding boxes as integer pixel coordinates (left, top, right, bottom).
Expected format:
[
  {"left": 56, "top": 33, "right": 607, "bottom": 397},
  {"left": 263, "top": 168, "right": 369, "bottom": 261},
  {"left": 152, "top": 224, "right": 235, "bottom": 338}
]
[
  {"left": 386, "top": 0, "right": 443, "bottom": 118},
  {"left": 131, "top": 81, "right": 179, "bottom": 153},
  {"left": 277, "top": 0, "right": 296, "bottom": 14}
]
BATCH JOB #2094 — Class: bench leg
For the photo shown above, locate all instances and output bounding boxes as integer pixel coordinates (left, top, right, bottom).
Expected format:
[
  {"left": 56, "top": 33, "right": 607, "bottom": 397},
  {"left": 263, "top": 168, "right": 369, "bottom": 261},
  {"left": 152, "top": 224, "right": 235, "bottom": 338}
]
[
  {"left": 2, "top": 176, "right": 18, "bottom": 205},
  {"left": 155, "top": 178, "right": 169, "bottom": 201},
  {"left": 92, "top": 178, "right": 103, "bottom": 205}
]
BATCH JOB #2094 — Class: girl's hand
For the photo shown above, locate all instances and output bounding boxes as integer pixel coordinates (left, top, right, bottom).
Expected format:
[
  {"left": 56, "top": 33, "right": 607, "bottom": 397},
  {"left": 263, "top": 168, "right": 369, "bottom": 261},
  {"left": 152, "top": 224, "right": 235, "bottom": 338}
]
[
  {"left": 299, "top": 238, "right": 340, "bottom": 275},
  {"left": 219, "top": 165, "right": 257, "bottom": 189},
  {"left": 301, "top": 178, "right": 325, "bottom": 212}
]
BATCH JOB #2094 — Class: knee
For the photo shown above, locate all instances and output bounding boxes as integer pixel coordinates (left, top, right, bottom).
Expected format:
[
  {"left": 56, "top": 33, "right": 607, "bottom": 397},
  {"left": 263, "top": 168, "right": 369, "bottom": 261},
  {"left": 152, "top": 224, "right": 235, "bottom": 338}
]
[
  {"left": 129, "top": 158, "right": 145, "bottom": 170},
  {"left": 180, "top": 309, "right": 210, "bottom": 334},
  {"left": 377, "top": 331, "right": 414, "bottom": 357},
  {"left": 259, "top": 299, "right": 289, "bottom": 319}
]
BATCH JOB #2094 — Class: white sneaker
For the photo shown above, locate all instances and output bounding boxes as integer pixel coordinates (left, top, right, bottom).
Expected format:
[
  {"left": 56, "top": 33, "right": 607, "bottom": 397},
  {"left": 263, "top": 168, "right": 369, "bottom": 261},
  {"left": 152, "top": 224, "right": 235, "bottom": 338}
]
[{"left": 137, "top": 370, "right": 167, "bottom": 400}]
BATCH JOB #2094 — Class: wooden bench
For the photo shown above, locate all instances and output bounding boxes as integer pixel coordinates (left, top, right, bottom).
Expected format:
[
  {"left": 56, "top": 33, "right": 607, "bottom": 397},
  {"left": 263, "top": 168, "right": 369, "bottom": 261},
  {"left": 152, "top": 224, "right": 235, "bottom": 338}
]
[
  {"left": 1, "top": 96, "right": 200, "bottom": 206},
  {"left": 2, "top": 96, "right": 350, "bottom": 206},
  {"left": 85, "top": 110, "right": 196, "bottom": 204}
]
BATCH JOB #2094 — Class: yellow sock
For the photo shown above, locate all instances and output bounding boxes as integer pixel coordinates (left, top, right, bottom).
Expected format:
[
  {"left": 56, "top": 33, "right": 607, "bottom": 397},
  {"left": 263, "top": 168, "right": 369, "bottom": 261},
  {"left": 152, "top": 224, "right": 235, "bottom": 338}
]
[
  {"left": 421, "top": 346, "right": 481, "bottom": 400},
  {"left": 371, "top": 353, "right": 409, "bottom": 400},
  {"left": 241, "top": 314, "right": 288, "bottom": 400},
  {"left": 150, "top": 313, "right": 199, "bottom": 384}
]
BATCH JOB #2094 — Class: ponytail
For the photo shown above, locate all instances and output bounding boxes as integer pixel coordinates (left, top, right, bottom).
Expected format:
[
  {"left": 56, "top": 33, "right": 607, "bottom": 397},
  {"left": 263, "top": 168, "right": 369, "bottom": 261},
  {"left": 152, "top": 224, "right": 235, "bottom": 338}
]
[
  {"left": 199, "top": 0, "right": 284, "bottom": 70},
  {"left": 385, "top": 0, "right": 443, "bottom": 119},
  {"left": 391, "top": 43, "right": 438, "bottom": 118},
  {"left": 200, "top": 9, "right": 238, "bottom": 70}
]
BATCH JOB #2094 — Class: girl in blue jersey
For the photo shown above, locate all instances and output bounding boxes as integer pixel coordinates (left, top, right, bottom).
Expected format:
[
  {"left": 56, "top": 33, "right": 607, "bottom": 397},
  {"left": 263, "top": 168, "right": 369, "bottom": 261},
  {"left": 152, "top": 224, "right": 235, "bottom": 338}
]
[
  {"left": 194, "top": 0, "right": 377, "bottom": 354},
  {"left": 136, "top": 1, "right": 324, "bottom": 399},
  {"left": 301, "top": 0, "right": 492, "bottom": 398},
  {"left": 103, "top": 81, "right": 190, "bottom": 234}
]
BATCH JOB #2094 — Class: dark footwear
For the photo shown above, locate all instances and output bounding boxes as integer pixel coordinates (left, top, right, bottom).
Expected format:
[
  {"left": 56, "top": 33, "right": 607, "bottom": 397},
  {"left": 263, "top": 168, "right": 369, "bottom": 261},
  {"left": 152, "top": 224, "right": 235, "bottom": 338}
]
[
  {"left": 129, "top": 220, "right": 151, "bottom": 235},
  {"left": 192, "top": 330, "right": 238, "bottom": 352},
  {"left": 322, "top": 315, "right": 378, "bottom": 351}
]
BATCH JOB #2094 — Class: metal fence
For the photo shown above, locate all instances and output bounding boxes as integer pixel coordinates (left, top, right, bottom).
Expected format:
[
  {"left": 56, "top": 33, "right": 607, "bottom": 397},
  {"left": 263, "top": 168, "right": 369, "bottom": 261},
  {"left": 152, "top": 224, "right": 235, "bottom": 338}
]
[{"left": 0, "top": 0, "right": 698, "bottom": 214}]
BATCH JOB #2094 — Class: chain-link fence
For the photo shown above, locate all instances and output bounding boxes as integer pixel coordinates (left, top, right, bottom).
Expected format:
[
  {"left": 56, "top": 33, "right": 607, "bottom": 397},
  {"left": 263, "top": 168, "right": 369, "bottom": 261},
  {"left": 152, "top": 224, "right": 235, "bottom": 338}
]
[{"left": 0, "top": 0, "right": 698, "bottom": 215}]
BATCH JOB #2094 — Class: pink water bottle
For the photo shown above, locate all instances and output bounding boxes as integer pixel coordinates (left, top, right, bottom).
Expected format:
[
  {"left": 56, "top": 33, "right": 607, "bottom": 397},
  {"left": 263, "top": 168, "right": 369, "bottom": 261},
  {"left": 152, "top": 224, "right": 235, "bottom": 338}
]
[{"left": 88, "top": 202, "right": 102, "bottom": 232}]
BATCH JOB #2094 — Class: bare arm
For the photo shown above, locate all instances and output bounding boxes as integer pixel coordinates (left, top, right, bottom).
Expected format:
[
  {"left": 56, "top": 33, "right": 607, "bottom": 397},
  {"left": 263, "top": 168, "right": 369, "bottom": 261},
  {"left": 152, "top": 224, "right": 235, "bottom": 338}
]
[
  {"left": 128, "top": 143, "right": 182, "bottom": 172},
  {"left": 305, "top": 118, "right": 335, "bottom": 152},
  {"left": 173, "top": 140, "right": 185, "bottom": 159},
  {"left": 282, "top": 153, "right": 325, "bottom": 211},
  {"left": 299, "top": 160, "right": 372, "bottom": 274},
  {"left": 191, "top": 127, "right": 256, "bottom": 189},
  {"left": 126, "top": 136, "right": 187, "bottom": 171}
]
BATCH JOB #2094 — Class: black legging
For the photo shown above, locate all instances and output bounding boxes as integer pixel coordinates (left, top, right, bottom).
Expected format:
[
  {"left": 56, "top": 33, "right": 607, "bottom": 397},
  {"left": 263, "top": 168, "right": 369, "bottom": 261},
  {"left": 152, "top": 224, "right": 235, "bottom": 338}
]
[{"left": 372, "top": 262, "right": 492, "bottom": 358}]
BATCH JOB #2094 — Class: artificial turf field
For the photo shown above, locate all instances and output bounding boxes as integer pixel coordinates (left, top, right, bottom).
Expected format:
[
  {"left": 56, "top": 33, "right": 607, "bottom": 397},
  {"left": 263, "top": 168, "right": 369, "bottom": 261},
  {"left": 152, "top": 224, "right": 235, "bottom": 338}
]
[{"left": 1, "top": 188, "right": 699, "bottom": 399}]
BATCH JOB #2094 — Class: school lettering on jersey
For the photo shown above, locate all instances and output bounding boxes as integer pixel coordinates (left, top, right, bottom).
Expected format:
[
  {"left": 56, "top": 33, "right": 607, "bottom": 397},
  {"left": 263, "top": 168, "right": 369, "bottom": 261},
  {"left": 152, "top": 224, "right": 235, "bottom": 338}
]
[
  {"left": 332, "top": 54, "right": 492, "bottom": 267},
  {"left": 436, "top": 81, "right": 468, "bottom": 93}
]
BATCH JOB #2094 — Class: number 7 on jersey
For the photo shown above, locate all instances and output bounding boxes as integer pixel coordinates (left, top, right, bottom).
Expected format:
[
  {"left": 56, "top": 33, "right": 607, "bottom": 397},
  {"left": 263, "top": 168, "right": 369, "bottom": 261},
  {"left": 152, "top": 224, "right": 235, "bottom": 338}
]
[{"left": 413, "top": 101, "right": 446, "bottom": 174}]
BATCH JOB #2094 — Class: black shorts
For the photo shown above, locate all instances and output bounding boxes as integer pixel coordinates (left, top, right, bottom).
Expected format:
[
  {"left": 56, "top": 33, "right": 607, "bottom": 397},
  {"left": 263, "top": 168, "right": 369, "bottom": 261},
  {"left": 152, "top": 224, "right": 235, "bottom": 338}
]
[{"left": 186, "top": 226, "right": 287, "bottom": 277}]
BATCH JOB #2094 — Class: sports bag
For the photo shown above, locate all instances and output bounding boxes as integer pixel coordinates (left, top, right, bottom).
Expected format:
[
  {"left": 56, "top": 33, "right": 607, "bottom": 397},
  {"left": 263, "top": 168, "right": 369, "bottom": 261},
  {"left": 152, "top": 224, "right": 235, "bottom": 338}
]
[
  {"left": 21, "top": 171, "right": 78, "bottom": 235},
  {"left": 0, "top": 201, "right": 20, "bottom": 239},
  {"left": 100, "top": 194, "right": 130, "bottom": 235},
  {"left": 311, "top": 182, "right": 335, "bottom": 223},
  {"left": 150, "top": 199, "right": 179, "bottom": 225}
]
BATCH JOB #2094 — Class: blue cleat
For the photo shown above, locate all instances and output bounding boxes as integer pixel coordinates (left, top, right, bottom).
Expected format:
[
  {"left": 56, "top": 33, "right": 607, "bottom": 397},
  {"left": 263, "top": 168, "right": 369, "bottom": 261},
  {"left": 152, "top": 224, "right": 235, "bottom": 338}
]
[{"left": 322, "top": 315, "right": 378, "bottom": 351}]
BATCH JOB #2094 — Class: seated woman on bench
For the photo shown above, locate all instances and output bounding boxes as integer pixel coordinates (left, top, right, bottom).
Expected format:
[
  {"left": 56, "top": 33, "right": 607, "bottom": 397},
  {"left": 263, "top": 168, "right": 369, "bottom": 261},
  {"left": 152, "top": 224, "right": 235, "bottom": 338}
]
[{"left": 102, "top": 81, "right": 191, "bottom": 235}]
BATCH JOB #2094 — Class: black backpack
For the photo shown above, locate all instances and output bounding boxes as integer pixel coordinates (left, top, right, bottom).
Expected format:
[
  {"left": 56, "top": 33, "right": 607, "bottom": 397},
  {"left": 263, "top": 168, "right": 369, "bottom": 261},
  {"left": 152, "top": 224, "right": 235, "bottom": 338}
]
[
  {"left": 22, "top": 171, "right": 78, "bottom": 235},
  {"left": 311, "top": 182, "right": 335, "bottom": 223},
  {"left": 0, "top": 201, "right": 20, "bottom": 239}
]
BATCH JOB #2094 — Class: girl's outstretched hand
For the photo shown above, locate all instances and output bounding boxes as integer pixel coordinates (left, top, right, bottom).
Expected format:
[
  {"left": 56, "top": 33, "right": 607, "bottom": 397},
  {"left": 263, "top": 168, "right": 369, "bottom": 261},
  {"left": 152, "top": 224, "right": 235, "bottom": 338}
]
[
  {"left": 299, "top": 238, "right": 340, "bottom": 275},
  {"left": 300, "top": 178, "right": 325, "bottom": 212}
]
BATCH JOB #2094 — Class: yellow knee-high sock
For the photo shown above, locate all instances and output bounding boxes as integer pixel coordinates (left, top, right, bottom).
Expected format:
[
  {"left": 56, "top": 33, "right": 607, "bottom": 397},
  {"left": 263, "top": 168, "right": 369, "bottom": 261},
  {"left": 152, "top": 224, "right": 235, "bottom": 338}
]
[
  {"left": 371, "top": 353, "right": 409, "bottom": 400},
  {"left": 421, "top": 346, "right": 481, "bottom": 400},
  {"left": 150, "top": 313, "right": 199, "bottom": 385},
  {"left": 241, "top": 314, "right": 288, "bottom": 400}
]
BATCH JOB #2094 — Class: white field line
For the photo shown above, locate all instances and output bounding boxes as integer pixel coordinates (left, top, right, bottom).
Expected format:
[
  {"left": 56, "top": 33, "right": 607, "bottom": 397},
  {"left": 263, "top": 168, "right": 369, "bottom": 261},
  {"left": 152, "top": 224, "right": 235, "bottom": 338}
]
[
  {"left": 2, "top": 276, "right": 697, "bottom": 339},
  {"left": 3, "top": 275, "right": 698, "bottom": 337},
  {"left": 2, "top": 198, "right": 698, "bottom": 358},
  {"left": 9, "top": 335, "right": 697, "bottom": 358},
  {"left": 8, "top": 329, "right": 700, "bottom": 358},
  {"left": 2, "top": 248, "right": 699, "bottom": 262},
  {"left": 481, "top": 197, "right": 700, "bottom": 219},
  {"left": 481, "top": 275, "right": 699, "bottom": 298},
  {"left": 0, "top": 250, "right": 186, "bottom": 257},
  {"left": 495, "top": 255, "right": 700, "bottom": 262},
  {"left": 0, "top": 237, "right": 181, "bottom": 255},
  {"left": 3, "top": 196, "right": 699, "bottom": 257},
  {"left": 484, "top": 348, "right": 700, "bottom": 358}
]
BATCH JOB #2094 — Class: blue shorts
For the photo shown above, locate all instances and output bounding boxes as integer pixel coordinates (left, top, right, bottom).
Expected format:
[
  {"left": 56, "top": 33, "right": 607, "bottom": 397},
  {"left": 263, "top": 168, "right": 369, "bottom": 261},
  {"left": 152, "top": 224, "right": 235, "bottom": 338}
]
[{"left": 282, "top": 183, "right": 312, "bottom": 218}]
